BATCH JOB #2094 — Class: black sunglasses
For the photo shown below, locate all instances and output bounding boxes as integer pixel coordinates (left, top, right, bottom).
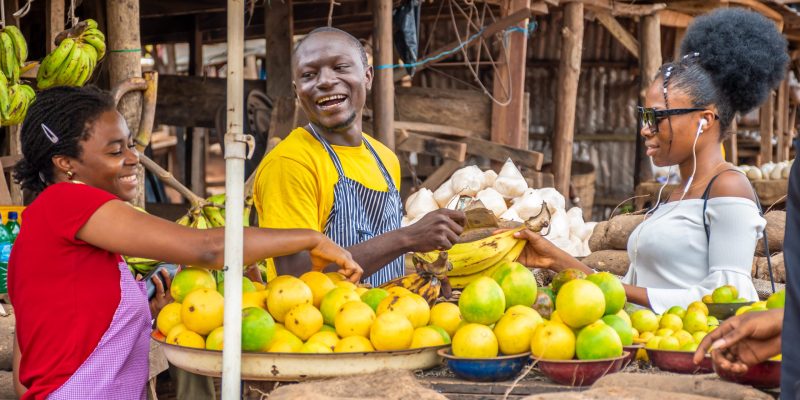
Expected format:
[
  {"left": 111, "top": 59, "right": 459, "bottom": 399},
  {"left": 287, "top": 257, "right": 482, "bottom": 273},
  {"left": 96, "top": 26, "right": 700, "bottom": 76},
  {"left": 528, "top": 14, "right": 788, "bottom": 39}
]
[{"left": 636, "top": 106, "right": 719, "bottom": 133}]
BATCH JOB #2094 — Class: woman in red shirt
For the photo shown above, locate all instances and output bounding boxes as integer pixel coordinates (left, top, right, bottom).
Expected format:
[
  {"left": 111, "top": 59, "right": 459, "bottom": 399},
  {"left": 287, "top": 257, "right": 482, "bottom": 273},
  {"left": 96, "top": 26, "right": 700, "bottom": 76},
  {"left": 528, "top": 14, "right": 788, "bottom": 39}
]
[{"left": 7, "top": 86, "right": 362, "bottom": 400}]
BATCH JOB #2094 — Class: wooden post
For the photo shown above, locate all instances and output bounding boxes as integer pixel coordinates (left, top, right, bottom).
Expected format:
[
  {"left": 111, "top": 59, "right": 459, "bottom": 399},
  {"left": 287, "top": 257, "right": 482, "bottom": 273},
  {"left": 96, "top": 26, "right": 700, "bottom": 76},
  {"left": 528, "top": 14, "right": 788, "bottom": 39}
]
[
  {"left": 777, "top": 79, "right": 787, "bottom": 162},
  {"left": 46, "top": 0, "right": 65, "bottom": 52},
  {"left": 491, "top": 0, "right": 531, "bottom": 150},
  {"left": 372, "top": 0, "right": 395, "bottom": 149},
  {"left": 635, "top": 13, "right": 662, "bottom": 187},
  {"left": 107, "top": 0, "right": 144, "bottom": 205},
  {"left": 265, "top": 0, "right": 295, "bottom": 140},
  {"left": 3, "top": 0, "right": 21, "bottom": 204},
  {"left": 187, "top": 15, "right": 206, "bottom": 197},
  {"left": 725, "top": 120, "right": 738, "bottom": 165},
  {"left": 781, "top": 78, "right": 791, "bottom": 161},
  {"left": 673, "top": 28, "right": 686, "bottom": 61},
  {"left": 552, "top": 1, "right": 583, "bottom": 197},
  {"left": 760, "top": 91, "right": 775, "bottom": 165}
]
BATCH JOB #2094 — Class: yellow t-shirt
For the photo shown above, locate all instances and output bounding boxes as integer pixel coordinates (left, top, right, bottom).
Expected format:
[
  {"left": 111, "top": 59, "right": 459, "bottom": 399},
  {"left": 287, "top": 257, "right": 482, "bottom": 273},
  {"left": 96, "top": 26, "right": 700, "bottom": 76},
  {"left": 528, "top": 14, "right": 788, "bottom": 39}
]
[{"left": 253, "top": 127, "right": 401, "bottom": 277}]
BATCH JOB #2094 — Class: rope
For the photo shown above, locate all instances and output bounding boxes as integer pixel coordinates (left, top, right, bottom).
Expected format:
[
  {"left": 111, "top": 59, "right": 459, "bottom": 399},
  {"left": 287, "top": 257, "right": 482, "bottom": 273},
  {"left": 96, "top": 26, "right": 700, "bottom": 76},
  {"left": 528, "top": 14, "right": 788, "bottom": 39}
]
[
  {"left": 12, "top": 0, "right": 32, "bottom": 18},
  {"left": 68, "top": 0, "right": 77, "bottom": 28},
  {"left": 0, "top": 0, "right": 6, "bottom": 29},
  {"left": 327, "top": 0, "right": 339, "bottom": 27}
]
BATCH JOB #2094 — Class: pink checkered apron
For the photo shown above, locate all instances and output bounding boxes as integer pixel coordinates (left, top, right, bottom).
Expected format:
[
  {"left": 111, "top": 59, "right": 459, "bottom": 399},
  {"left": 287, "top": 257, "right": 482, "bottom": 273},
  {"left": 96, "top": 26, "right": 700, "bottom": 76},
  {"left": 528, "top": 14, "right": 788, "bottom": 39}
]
[{"left": 48, "top": 259, "right": 151, "bottom": 400}]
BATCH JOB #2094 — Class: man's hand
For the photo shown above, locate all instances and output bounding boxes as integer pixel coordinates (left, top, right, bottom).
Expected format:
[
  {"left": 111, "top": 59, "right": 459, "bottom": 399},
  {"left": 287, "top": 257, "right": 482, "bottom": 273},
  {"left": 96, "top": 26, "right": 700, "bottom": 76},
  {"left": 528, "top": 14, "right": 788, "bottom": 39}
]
[
  {"left": 402, "top": 209, "right": 465, "bottom": 252},
  {"left": 693, "top": 308, "right": 783, "bottom": 374},
  {"left": 309, "top": 234, "right": 363, "bottom": 283}
]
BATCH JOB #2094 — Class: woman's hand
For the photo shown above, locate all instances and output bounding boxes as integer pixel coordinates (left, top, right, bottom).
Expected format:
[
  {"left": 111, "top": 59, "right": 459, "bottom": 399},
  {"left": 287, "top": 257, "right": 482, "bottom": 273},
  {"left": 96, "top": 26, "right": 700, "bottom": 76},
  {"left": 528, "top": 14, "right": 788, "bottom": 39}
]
[
  {"left": 146, "top": 268, "right": 174, "bottom": 317},
  {"left": 513, "top": 229, "right": 573, "bottom": 272},
  {"left": 309, "top": 234, "right": 363, "bottom": 283},
  {"left": 693, "top": 308, "right": 783, "bottom": 374}
]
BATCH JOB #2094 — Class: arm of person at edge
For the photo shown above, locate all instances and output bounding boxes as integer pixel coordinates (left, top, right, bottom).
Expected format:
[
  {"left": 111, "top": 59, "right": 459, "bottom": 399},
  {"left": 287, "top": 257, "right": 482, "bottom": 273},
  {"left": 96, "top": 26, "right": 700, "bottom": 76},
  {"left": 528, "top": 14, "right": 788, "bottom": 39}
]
[
  {"left": 514, "top": 170, "right": 757, "bottom": 308},
  {"left": 13, "top": 333, "right": 26, "bottom": 397},
  {"left": 692, "top": 308, "right": 782, "bottom": 372},
  {"left": 76, "top": 200, "right": 364, "bottom": 282},
  {"left": 274, "top": 209, "right": 466, "bottom": 278},
  {"left": 512, "top": 229, "right": 650, "bottom": 306}
]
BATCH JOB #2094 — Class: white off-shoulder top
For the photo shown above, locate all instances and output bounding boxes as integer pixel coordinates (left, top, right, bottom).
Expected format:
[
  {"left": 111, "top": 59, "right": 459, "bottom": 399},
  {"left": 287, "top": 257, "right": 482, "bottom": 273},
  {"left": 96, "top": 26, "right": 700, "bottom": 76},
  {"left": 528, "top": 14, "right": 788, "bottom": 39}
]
[{"left": 622, "top": 197, "right": 765, "bottom": 313}]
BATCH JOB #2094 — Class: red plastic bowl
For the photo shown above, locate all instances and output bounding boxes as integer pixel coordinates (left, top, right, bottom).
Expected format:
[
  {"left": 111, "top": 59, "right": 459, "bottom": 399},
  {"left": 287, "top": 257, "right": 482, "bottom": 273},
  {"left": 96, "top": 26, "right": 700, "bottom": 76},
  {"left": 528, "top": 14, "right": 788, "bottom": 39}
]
[
  {"left": 622, "top": 344, "right": 643, "bottom": 368},
  {"left": 535, "top": 352, "right": 628, "bottom": 387},
  {"left": 715, "top": 359, "right": 781, "bottom": 389},
  {"left": 646, "top": 348, "right": 712, "bottom": 374}
]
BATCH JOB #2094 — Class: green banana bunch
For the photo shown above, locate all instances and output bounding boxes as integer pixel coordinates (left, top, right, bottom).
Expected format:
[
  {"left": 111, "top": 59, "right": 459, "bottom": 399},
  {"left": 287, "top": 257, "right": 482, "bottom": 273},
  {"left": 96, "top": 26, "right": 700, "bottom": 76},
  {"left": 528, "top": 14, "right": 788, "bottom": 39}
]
[
  {"left": 1, "top": 83, "right": 35, "bottom": 126},
  {"left": 37, "top": 19, "right": 105, "bottom": 89},
  {"left": 0, "top": 26, "right": 26, "bottom": 83}
]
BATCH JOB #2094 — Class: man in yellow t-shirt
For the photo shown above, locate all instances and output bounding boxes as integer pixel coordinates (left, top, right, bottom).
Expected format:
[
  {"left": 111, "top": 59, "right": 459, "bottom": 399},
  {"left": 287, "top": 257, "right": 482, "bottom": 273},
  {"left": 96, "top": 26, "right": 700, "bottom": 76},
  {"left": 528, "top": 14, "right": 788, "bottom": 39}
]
[{"left": 254, "top": 27, "right": 464, "bottom": 287}]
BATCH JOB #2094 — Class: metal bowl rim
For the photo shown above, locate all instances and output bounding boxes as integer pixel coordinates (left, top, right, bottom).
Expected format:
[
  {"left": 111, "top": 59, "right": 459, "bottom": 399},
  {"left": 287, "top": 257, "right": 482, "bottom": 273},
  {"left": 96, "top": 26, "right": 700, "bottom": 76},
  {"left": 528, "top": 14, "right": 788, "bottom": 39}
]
[
  {"left": 533, "top": 351, "right": 630, "bottom": 364},
  {"left": 437, "top": 348, "right": 532, "bottom": 361}
]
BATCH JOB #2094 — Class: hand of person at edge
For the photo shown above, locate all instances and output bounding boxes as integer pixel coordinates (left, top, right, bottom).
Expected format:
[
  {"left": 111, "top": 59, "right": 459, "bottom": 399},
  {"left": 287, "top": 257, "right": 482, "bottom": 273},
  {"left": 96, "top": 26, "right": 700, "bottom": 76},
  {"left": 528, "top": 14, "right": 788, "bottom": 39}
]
[
  {"left": 309, "top": 235, "right": 363, "bottom": 283},
  {"left": 145, "top": 268, "right": 174, "bottom": 317},
  {"left": 693, "top": 308, "right": 783, "bottom": 374},
  {"left": 513, "top": 229, "right": 568, "bottom": 271},
  {"left": 402, "top": 209, "right": 465, "bottom": 252}
]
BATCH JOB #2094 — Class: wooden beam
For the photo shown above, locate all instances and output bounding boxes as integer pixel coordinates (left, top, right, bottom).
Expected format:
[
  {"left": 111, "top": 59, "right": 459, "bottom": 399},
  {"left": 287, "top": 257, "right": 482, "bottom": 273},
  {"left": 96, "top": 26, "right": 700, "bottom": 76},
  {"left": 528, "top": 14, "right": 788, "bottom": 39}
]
[
  {"left": 373, "top": 0, "right": 395, "bottom": 150},
  {"left": 594, "top": 12, "right": 639, "bottom": 59},
  {"left": 265, "top": 0, "right": 296, "bottom": 142},
  {"left": 396, "top": 133, "right": 468, "bottom": 162},
  {"left": 760, "top": 91, "right": 775, "bottom": 164},
  {"left": 265, "top": 0, "right": 293, "bottom": 100},
  {"left": 727, "top": 0, "right": 784, "bottom": 31},
  {"left": 611, "top": 2, "right": 666, "bottom": 17},
  {"left": 666, "top": 0, "right": 721, "bottom": 16},
  {"left": 552, "top": 2, "right": 584, "bottom": 197},
  {"left": 491, "top": 0, "right": 531, "bottom": 151},
  {"left": 108, "top": 0, "right": 144, "bottom": 206},
  {"left": 530, "top": 1, "right": 549, "bottom": 15},
  {"left": 394, "top": 121, "right": 474, "bottom": 138},
  {"left": 393, "top": 8, "right": 532, "bottom": 82},
  {"left": 421, "top": 160, "right": 463, "bottom": 191},
  {"left": 46, "top": 0, "right": 65, "bottom": 52},
  {"left": 726, "top": 120, "right": 739, "bottom": 165},
  {"left": 635, "top": 13, "right": 662, "bottom": 187},
  {"left": 782, "top": 78, "right": 792, "bottom": 161},
  {"left": 777, "top": 79, "right": 788, "bottom": 161},
  {"left": 673, "top": 28, "right": 687, "bottom": 61},
  {"left": 658, "top": 10, "right": 693, "bottom": 28}
]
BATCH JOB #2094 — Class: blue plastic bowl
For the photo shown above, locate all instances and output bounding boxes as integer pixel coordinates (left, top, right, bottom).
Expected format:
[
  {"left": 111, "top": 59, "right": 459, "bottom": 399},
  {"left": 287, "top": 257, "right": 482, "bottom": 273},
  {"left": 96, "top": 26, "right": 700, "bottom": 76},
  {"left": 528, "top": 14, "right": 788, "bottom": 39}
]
[{"left": 438, "top": 348, "right": 530, "bottom": 382}]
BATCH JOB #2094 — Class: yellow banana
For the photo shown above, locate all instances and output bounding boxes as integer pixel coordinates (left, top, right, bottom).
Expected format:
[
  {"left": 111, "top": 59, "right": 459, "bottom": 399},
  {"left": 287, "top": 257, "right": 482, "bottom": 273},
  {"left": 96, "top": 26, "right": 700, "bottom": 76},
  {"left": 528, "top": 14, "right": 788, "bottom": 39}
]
[
  {"left": 206, "top": 193, "right": 226, "bottom": 205},
  {"left": 193, "top": 213, "right": 210, "bottom": 230},
  {"left": 39, "top": 37, "right": 75, "bottom": 82},
  {"left": 4, "top": 26, "right": 27, "bottom": 64},
  {"left": 85, "top": 19, "right": 98, "bottom": 29},
  {"left": 416, "top": 278, "right": 442, "bottom": 304},
  {"left": 203, "top": 205, "right": 226, "bottom": 228},
  {"left": 431, "top": 229, "right": 524, "bottom": 277},
  {"left": 175, "top": 214, "right": 191, "bottom": 227},
  {"left": 81, "top": 43, "right": 97, "bottom": 71}
]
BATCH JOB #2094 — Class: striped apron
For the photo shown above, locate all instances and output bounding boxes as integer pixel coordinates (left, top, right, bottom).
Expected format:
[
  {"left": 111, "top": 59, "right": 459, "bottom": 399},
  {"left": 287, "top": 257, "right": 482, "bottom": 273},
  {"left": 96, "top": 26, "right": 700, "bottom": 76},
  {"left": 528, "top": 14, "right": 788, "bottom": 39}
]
[{"left": 307, "top": 125, "right": 404, "bottom": 287}]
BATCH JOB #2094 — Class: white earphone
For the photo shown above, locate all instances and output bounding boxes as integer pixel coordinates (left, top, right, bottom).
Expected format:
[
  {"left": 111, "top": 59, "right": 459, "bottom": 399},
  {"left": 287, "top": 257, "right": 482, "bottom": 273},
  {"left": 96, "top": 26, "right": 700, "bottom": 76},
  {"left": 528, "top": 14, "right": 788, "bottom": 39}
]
[{"left": 697, "top": 118, "right": 708, "bottom": 134}]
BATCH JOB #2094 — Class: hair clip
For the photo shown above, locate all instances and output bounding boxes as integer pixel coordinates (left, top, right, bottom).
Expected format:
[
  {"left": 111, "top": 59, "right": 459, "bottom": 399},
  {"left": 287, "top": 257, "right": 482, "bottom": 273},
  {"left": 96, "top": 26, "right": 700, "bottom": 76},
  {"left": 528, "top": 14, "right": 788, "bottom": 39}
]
[
  {"left": 682, "top": 52, "right": 700, "bottom": 60},
  {"left": 41, "top": 123, "right": 59, "bottom": 144}
]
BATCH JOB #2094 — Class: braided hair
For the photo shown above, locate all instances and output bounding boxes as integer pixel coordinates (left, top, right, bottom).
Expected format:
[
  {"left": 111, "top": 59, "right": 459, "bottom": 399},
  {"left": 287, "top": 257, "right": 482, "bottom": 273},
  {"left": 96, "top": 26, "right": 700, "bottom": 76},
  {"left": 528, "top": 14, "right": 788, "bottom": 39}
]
[
  {"left": 661, "top": 8, "right": 788, "bottom": 139},
  {"left": 14, "top": 86, "right": 116, "bottom": 194}
]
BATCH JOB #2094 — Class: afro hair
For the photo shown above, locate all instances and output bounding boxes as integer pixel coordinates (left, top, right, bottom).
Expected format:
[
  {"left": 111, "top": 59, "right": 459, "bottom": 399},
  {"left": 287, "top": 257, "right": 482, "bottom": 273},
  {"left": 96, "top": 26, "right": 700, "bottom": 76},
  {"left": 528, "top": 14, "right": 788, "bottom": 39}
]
[{"left": 679, "top": 8, "right": 788, "bottom": 116}]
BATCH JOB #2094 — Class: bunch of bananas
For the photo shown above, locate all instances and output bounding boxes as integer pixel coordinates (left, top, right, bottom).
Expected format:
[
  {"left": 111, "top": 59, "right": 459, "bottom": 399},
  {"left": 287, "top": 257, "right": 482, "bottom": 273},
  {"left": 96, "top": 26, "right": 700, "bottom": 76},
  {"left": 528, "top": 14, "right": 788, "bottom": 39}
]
[
  {"left": 37, "top": 19, "right": 105, "bottom": 89},
  {"left": 0, "top": 25, "right": 27, "bottom": 83},
  {"left": 381, "top": 252, "right": 451, "bottom": 304},
  {"left": 411, "top": 203, "right": 552, "bottom": 290},
  {"left": 0, "top": 25, "right": 34, "bottom": 127},
  {"left": 0, "top": 76, "right": 35, "bottom": 126}
]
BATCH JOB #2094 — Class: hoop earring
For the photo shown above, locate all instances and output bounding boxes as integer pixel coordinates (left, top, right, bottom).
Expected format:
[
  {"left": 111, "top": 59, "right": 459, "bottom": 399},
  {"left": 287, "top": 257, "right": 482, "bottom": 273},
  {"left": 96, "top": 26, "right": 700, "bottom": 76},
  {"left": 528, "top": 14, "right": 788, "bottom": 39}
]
[{"left": 66, "top": 170, "right": 74, "bottom": 180}]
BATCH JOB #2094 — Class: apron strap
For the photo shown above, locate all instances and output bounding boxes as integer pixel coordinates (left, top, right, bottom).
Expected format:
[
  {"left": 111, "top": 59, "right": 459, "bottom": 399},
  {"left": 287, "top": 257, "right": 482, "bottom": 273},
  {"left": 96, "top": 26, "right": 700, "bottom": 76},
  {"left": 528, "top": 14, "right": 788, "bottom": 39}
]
[
  {"left": 307, "top": 124, "right": 347, "bottom": 178},
  {"left": 362, "top": 138, "right": 397, "bottom": 191}
]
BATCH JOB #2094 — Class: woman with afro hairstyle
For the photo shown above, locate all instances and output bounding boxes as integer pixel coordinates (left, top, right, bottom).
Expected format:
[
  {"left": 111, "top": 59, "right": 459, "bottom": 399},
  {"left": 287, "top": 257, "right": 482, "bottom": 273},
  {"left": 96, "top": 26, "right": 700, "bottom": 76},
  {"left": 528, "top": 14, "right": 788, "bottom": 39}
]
[
  {"left": 7, "top": 85, "right": 362, "bottom": 399},
  {"left": 512, "top": 8, "right": 788, "bottom": 313}
]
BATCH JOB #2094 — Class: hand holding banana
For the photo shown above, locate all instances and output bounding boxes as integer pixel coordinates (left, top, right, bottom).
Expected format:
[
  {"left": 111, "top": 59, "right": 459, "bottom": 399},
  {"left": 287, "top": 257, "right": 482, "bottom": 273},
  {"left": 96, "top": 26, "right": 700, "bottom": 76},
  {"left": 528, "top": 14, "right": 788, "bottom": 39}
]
[{"left": 37, "top": 19, "right": 106, "bottom": 89}]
